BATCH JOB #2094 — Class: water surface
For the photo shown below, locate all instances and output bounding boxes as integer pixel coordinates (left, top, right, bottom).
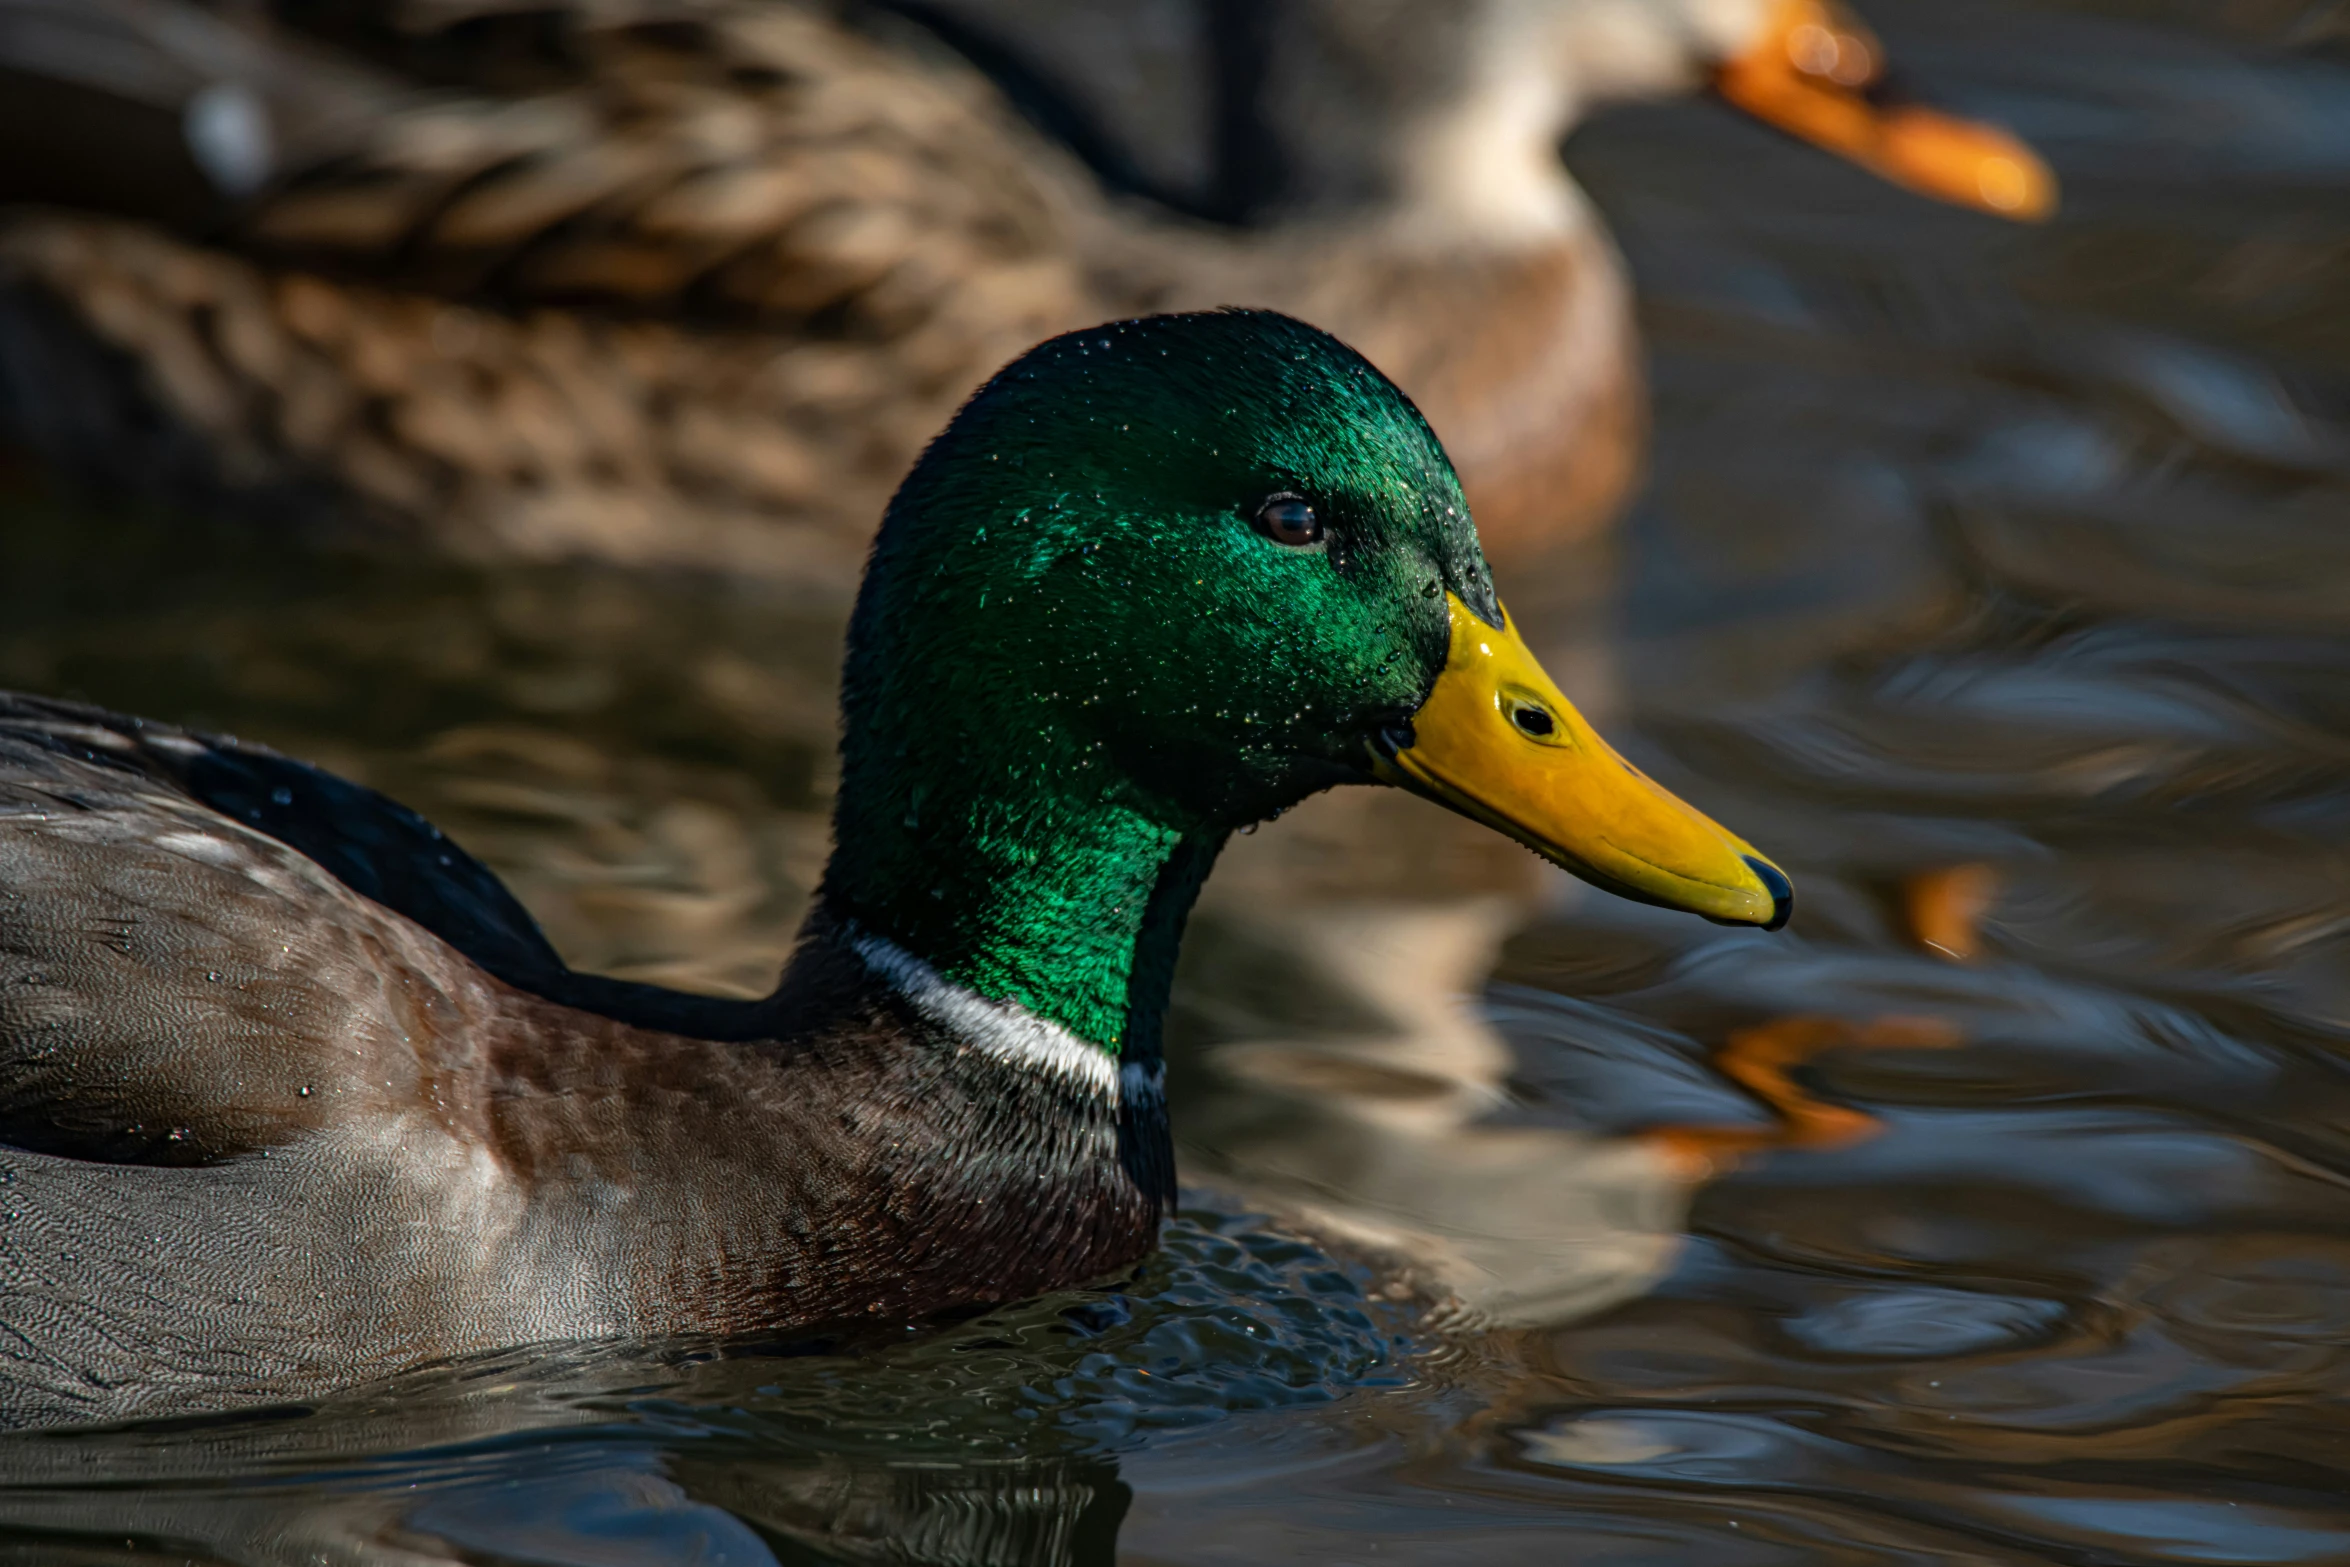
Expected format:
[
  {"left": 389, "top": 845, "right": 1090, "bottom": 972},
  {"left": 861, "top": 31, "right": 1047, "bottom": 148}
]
[{"left": 4, "top": 1, "right": 2350, "bottom": 1559}]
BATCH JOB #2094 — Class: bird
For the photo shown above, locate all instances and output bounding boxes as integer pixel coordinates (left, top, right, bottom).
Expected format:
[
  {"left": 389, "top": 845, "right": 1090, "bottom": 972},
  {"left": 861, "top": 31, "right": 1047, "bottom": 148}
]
[
  {"left": 0, "top": 0, "right": 2053, "bottom": 589},
  {"left": 0, "top": 310, "right": 1789, "bottom": 1427}
]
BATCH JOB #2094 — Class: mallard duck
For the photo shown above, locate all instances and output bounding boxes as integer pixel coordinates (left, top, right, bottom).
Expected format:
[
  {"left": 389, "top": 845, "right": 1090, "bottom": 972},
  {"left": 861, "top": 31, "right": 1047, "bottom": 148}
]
[
  {"left": 0, "top": 0, "right": 2051, "bottom": 585},
  {"left": 0, "top": 308, "right": 1787, "bottom": 1426}
]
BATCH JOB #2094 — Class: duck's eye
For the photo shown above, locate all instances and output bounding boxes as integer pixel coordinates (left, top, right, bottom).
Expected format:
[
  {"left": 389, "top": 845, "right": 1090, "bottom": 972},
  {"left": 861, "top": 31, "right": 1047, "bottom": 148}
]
[{"left": 1255, "top": 495, "right": 1322, "bottom": 547}]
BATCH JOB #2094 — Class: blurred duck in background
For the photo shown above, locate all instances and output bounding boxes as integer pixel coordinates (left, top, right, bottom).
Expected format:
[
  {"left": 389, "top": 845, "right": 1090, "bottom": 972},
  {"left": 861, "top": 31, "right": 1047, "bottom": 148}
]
[{"left": 0, "top": 0, "right": 2051, "bottom": 589}]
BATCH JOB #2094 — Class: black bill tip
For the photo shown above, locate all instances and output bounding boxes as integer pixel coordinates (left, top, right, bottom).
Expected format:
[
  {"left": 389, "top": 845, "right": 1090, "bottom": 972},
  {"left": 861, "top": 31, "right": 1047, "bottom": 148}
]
[{"left": 1745, "top": 855, "right": 1795, "bottom": 932}]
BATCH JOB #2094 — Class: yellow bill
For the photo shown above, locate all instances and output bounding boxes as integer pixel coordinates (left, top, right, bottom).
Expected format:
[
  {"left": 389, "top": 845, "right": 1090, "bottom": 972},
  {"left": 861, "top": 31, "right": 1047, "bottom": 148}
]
[
  {"left": 1715, "top": 0, "right": 2057, "bottom": 222},
  {"left": 1376, "top": 595, "right": 1793, "bottom": 930}
]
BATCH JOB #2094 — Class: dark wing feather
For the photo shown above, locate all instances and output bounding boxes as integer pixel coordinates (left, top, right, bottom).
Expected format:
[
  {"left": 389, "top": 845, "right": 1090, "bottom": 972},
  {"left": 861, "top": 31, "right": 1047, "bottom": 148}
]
[
  {"left": 0, "top": 0, "right": 404, "bottom": 223},
  {"left": 0, "top": 693, "right": 571, "bottom": 992},
  {"left": 0, "top": 695, "right": 780, "bottom": 1167},
  {"left": 0, "top": 697, "right": 471, "bottom": 1161}
]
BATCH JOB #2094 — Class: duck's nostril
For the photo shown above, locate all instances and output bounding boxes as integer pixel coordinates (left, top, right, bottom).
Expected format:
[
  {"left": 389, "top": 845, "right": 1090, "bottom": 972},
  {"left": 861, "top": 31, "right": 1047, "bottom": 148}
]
[{"left": 1510, "top": 704, "right": 1555, "bottom": 737}]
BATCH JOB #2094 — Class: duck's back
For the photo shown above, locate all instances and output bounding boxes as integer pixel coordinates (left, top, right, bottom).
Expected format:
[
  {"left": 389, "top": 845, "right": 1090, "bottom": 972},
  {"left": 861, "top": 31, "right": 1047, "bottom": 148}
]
[{"left": 0, "top": 696, "right": 620, "bottom": 1420}]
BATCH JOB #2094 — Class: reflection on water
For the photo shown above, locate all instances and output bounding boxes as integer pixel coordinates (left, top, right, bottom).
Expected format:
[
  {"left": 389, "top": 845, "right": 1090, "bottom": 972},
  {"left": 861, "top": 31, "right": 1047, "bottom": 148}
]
[
  {"left": 4, "top": 0, "right": 2350, "bottom": 1559},
  {"left": 0, "top": 1205, "right": 1414, "bottom": 1563}
]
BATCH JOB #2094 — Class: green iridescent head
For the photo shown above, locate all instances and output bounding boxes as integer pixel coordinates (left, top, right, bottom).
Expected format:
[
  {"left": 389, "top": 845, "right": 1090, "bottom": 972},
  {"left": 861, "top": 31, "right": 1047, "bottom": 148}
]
[
  {"left": 845, "top": 310, "right": 1497, "bottom": 831},
  {"left": 821, "top": 310, "right": 1788, "bottom": 1054}
]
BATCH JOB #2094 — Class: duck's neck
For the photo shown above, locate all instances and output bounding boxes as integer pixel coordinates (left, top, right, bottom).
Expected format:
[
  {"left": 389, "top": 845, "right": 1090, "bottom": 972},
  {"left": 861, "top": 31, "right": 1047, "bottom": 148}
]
[
  {"left": 822, "top": 726, "right": 1223, "bottom": 1061},
  {"left": 1389, "top": 59, "right": 1590, "bottom": 244}
]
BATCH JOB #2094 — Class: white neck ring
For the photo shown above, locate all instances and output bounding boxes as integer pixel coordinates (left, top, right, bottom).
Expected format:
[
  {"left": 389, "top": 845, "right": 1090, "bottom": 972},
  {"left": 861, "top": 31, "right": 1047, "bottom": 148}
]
[{"left": 846, "top": 927, "right": 1162, "bottom": 1109}]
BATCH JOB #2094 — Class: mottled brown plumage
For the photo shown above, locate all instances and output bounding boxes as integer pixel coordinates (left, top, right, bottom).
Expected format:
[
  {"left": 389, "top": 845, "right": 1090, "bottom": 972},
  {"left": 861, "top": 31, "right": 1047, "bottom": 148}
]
[{"left": 0, "top": 0, "right": 1637, "bottom": 583}]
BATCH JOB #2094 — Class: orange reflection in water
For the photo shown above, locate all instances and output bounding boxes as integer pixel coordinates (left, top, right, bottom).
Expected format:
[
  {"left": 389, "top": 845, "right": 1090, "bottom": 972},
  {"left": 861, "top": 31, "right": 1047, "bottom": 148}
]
[{"left": 1647, "top": 1014, "right": 1963, "bottom": 1179}]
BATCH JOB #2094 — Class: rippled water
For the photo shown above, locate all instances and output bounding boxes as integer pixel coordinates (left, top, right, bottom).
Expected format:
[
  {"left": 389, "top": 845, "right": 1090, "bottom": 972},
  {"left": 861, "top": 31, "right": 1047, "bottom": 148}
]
[{"left": 5, "top": 0, "right": 2350, "bottom": 1560}]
